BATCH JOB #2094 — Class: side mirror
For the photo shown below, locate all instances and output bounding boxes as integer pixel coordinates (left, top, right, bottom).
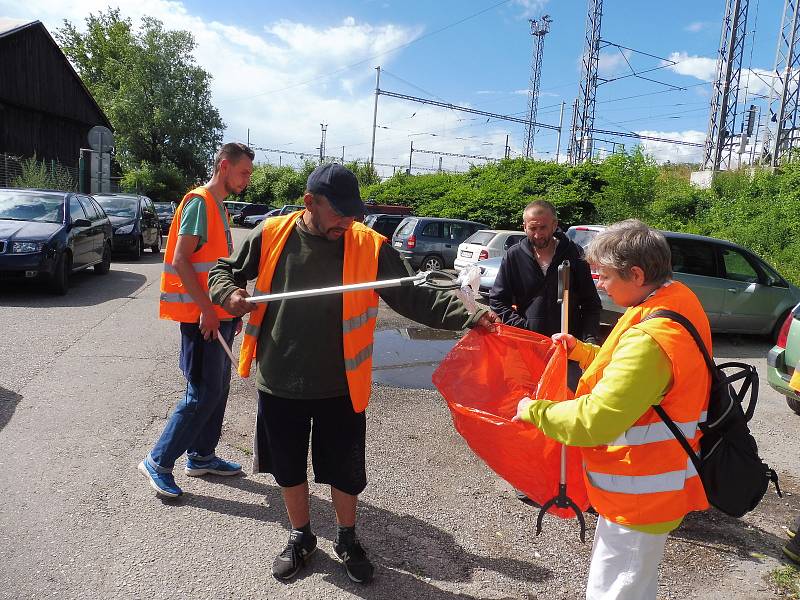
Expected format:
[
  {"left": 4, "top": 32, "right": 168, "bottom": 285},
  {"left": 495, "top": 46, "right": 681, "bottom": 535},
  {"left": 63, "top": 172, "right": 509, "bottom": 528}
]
[{"left": 72, "top": 218, "right": 92, "bottom": 227}]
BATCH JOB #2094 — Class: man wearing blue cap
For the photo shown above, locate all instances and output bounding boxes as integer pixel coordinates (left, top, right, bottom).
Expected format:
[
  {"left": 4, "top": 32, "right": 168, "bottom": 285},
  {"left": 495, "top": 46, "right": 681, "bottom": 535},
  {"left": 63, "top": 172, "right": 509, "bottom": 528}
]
[{"left": 209, "top": 163, "right": 498, "bottom": 584}]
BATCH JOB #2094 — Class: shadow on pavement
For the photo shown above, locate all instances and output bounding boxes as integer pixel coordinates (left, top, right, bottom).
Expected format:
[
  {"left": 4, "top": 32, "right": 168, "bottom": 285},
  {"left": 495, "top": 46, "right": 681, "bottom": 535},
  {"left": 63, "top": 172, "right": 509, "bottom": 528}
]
[
  {"left": 0, "top": 268, "right": 148, "bottom": 308},
  {"left": 0, "top": 386, "right": 22, "bottom": 433},
  {"left": 187, "top": 476, "right": 551, "bottom": 597},
  {"left": 711, "top": 333, "right": 773, "bottom": 360}
]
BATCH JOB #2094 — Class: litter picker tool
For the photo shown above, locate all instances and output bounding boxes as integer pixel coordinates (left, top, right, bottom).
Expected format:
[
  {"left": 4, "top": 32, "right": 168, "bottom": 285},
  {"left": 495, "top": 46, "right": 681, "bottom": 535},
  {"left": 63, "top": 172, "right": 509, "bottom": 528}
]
[
  {"left": 218, "top": 268, "right": 474, "bottom": 365},
  {"left": 534, "top": 259, "right": 587, "bottom": 542}
]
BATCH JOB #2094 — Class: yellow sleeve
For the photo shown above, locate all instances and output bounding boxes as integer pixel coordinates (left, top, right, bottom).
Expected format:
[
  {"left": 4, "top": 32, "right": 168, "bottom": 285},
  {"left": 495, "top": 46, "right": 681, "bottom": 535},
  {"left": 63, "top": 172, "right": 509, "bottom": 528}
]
[
  {"left": 568, "top": 339, "right": 600, "bottom": 370},
  {"left": 520, "top": 329, "right": 673, "bottom": 447}
]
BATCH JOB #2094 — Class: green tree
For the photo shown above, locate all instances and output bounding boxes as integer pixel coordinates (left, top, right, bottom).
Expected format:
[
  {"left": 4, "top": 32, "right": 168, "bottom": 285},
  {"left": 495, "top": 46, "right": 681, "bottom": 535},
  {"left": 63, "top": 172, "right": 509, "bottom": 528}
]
[{"left": 57, "top": 9, "right": 224, "bottom": 192}]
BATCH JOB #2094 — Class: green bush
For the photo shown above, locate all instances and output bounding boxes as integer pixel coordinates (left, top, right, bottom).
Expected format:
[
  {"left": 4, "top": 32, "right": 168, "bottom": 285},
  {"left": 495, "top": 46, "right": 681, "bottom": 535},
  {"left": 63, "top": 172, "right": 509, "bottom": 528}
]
[{"left": 12, "top": 154, "right": 76, "bottom": 191}]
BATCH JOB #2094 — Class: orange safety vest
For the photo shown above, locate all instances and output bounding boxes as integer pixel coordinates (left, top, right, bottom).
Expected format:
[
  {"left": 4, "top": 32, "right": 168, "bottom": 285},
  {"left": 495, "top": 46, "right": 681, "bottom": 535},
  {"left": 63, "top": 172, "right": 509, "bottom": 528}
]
[
  {"left": 238, "top": 211, "right": 384, "bottom": 413},
  {"left": 577, "top": 281, "right": 711, "bottom": 526},
  {"left": 159, "top": 187, "right": 235, "bottom": 322}
]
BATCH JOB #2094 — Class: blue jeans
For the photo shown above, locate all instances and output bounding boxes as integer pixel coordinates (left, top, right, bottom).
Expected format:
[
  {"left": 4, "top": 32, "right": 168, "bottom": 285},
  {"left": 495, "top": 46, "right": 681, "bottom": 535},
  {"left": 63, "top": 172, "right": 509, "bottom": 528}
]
[{"left": 148, "top": 319, "right": 238, "bottom": 473}]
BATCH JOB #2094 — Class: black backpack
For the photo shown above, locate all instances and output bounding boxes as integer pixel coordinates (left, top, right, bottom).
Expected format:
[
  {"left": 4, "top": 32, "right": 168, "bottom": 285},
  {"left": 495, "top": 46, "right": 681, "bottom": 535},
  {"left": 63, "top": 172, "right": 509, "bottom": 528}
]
[{"left": 641, "top": 309, "right": 781, "bottom": 518}]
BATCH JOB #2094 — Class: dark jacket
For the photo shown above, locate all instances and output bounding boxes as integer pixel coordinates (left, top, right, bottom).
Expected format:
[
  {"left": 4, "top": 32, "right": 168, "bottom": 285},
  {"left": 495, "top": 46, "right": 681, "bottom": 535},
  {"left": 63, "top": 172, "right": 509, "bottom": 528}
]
[{"left": 489, "top": 231, "right": 601, "bottom": 342}]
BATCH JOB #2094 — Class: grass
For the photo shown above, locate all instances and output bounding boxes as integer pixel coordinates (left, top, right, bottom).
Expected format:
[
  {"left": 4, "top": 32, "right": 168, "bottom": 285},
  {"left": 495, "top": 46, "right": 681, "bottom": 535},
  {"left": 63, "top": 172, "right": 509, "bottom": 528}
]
[{"left": 769, "top": 565, "right": 800, "bottom": 599}]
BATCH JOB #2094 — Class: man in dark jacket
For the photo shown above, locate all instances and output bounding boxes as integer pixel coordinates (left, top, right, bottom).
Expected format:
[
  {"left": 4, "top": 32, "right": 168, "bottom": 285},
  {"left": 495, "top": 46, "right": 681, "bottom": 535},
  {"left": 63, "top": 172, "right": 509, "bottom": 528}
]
[{"left": 490, "top": 200, "right": 601, "bottom": 344}]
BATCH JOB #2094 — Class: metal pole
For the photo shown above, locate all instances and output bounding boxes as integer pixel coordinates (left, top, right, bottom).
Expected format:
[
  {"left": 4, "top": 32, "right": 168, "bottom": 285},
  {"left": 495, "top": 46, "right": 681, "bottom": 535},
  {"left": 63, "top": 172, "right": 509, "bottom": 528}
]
[
  {"left": 438, "top": 156, "right": 443, "bottom": 172},
  {"left": 247, "top": 128, "right": 250, "bottom": 147},
  {"left": 342, "top": 146, "right": 345, "bottom": 162},
  {"left": 409, "top": 141, "right": 413, "bottom": 173},
  {"left": 505, "top": 134, "right": 510, "bottom": 159},
  {"left": 555, "top": 101, "right": 566, "bottom": 163},
  {"left": 370, "top": 66, "right": 381, "bottom": 167}
]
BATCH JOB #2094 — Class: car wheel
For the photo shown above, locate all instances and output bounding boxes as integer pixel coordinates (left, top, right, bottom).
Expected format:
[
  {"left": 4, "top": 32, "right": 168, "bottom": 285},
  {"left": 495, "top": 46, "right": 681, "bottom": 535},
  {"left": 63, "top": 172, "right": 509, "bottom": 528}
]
[
  {"left": 421, "top": 255, "right": 444, "bottom": 271},
  {"left": 151, "top": 233, "right": 162, "bottom": 253},
  {"left": 49, "top": 252, "right": 71, "bottom": 295},
  {"left": 94, "top": 242, "right": 111, "bottom": 275},
  {"left": 131, "top": 237, "right": 143, "bottom": 260},
  {"left": 787, "top": 395, "right": 800, "bottom": 416}
]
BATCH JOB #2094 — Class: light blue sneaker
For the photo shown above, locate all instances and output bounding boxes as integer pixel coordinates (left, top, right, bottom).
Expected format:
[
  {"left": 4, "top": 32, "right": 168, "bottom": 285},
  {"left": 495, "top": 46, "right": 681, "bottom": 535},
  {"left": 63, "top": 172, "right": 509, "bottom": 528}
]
[
  {"left": 138, "top": 460, "right": 183, "bottom": 498},
  {"left": 185, "top": 456, "right": 242, "bottom": 477}
]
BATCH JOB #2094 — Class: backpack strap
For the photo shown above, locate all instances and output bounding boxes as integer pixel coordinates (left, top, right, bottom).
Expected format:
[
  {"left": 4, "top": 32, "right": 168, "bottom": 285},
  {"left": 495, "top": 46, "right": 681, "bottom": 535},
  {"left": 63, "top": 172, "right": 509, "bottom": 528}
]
[
  {"left": 641, "top": 309, "right": 717, "bottom": 380},
  {"left": 651, "top": 404, "right": 703, "bottom": 473}
]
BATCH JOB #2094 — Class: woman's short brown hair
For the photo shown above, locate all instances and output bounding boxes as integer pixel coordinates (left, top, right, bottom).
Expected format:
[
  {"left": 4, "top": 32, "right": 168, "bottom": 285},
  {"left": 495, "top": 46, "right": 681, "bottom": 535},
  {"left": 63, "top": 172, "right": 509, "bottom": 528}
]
[{"left": 585, "top": 219, "right": 672, "bottom": 285}]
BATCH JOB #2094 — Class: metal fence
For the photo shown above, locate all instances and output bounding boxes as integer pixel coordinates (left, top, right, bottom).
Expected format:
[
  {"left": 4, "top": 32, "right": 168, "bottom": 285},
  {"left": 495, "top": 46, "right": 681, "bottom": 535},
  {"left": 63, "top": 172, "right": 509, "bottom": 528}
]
[{"left": 0, "top": 153, "right": 79, "bottom": 191}]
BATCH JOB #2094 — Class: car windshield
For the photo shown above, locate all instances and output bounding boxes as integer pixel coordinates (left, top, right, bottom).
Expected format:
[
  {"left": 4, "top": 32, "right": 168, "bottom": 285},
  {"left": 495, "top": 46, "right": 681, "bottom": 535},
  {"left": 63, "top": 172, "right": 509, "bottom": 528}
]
[
  {"left": 154, "top": 203, "right": 174, "bottom": 216},
  {"left": 0, "top": 191, "right": 64, "bottom": 223},
  {"left": 464, "top": 231, "right": 496, "bottom": 246},
  {"left": 95, "top": 196, "right": 137, "bottom": 218},
  {"left": 567, "top": 227, "right": 601, "bottom": 249}
]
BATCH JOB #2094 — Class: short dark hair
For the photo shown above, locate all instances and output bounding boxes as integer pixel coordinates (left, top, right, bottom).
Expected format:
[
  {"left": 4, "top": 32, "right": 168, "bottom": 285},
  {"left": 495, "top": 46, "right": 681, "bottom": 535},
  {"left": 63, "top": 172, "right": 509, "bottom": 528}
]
[
  {"left": 213, "top": 142, "right": 255, "bottom": 174},
  {"left": 524, "top": 199, "right": 557, "bottom": 220}
]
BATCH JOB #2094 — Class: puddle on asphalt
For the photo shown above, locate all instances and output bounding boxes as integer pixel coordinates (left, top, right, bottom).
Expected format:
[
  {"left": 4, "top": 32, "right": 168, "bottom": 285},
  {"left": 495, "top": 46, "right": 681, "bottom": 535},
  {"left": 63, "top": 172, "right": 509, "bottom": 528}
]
[{"left": 371, "top": 327, "right": 462, "bottom": 390}]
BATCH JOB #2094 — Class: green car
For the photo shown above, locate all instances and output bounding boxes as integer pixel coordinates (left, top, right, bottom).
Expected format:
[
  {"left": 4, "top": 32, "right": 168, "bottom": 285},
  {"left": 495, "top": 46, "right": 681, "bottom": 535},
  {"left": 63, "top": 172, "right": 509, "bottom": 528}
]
[
  {"left": 567, "top": 226, "right": 800, "bottom": 338},
  {"left": 767, "top": 304, "right": 800, "bottom": 415}
]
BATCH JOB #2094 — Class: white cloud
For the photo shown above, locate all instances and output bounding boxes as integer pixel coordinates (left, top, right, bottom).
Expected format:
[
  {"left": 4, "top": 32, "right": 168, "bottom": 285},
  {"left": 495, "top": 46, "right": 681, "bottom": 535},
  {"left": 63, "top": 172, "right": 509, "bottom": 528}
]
[
  {"left": 635, "top": 129, "right": 706, "bottom": 163},
  {"left": 598, "top": 49, "right": 632, "bottom": 79},
  {"left": 0, "top": 0, "right": 447, "bottom": 176},
  {"left": 684, "top": 21, "right": 709, "bottom": 33},
  {"left": 512, "top": 0, "right": 550, "bottom": 18},
  {"left": 666, "top": 51, "right": 774, "bottom": 98}
]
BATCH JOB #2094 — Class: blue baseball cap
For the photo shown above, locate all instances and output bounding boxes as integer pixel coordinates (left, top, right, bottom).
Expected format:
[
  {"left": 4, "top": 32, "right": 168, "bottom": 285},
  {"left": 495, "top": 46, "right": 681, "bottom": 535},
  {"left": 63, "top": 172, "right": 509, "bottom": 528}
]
[{"left": 306, "top": 163, "right": 365, "bottom": 217}]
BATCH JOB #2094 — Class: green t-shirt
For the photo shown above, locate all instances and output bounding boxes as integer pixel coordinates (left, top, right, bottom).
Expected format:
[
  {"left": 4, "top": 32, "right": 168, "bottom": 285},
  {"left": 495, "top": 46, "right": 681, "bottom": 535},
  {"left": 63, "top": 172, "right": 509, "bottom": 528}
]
[{"left": 178, "top": 193, "right": 233, "bottom": 255}]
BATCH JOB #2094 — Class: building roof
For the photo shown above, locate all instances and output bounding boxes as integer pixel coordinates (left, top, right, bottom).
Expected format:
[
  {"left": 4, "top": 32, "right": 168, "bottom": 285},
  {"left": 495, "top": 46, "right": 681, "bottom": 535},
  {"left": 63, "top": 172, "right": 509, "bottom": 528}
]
[{"left": 0, "top": 18, "right": 36, "bottom": 38}]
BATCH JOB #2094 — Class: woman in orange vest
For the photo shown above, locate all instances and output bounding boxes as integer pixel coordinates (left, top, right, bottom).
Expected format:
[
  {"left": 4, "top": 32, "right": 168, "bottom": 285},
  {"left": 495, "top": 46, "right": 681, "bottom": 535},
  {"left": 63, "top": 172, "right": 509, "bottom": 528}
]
[
  {"left": 209, "top": 163, "right": 500, "bottom": 585},
  {"left": 138, "top": 143, "right": 254, "bottom": 500},
  {"left": 514, "top": 220, "right": 711, "bottom": 600}
]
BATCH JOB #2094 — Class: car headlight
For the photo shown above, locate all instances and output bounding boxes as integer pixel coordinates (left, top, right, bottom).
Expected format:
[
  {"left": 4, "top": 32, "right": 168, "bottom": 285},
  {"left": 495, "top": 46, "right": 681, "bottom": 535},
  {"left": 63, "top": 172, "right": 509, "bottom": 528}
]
[
  {"left": 11, "top": 241, "right": 44, "bottom": 254},
  {"left": 116, "top": 224, "right": 134, "bottom": 234}
]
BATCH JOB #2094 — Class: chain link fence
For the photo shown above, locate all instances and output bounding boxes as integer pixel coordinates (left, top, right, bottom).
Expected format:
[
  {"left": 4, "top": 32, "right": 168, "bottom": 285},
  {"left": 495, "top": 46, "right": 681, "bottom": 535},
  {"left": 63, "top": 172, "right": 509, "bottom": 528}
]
[{"left": 0, "top": 153, "right": 122, "bottom": 193}]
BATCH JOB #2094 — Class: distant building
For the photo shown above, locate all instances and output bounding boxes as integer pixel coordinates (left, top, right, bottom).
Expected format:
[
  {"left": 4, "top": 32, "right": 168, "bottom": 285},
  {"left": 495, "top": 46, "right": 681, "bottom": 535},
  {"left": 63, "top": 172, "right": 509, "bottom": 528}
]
[{"left": 0, "top": 19, "right": 112, "bottom": 172}]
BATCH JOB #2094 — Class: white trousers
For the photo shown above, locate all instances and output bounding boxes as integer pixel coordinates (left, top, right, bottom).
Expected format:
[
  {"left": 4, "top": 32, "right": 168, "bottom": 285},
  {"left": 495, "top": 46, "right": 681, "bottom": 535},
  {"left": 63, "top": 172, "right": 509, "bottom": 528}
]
[{"left": 586, "top": 517, "right": 669, "bottom": 600}]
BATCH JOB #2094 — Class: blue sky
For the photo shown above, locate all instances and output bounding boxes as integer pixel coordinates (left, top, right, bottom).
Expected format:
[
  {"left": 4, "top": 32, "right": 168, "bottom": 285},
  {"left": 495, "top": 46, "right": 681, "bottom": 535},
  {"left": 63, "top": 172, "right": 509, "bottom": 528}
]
[{"left": 0, "top": 0, "right": 784, "bottom": 174}]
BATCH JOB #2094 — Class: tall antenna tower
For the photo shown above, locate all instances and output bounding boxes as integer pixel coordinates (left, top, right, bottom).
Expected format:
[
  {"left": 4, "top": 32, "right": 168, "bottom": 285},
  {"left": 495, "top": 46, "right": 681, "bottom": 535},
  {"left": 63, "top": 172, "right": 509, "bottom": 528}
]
[
  {"left": 702, "top": 0, "right": 750, "bottom": 172},
  {"left": 768, "top": 0, "right": 800, "bottom": 166},
  {"left": 523, "top": 15, "right": 553, "bottom": 159},
  {"left": 319, "top": 123, "right": 328, "bottom": 164},
  {"left": 569, "top": 0, "right": 603, "bottom": 165}
]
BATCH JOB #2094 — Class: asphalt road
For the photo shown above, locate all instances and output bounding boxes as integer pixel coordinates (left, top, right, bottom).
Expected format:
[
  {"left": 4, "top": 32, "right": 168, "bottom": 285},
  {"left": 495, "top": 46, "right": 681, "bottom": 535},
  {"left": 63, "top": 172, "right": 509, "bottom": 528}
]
[{"left": 0, "top": 226, "right": 797, "bottom": 599}]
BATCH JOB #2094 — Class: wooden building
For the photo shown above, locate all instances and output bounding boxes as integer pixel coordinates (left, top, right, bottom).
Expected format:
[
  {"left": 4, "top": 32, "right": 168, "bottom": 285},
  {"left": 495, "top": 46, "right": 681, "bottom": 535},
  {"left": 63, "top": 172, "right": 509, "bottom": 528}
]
[{"left": 0, "top": 20, "right": 112, "bottom": 170}]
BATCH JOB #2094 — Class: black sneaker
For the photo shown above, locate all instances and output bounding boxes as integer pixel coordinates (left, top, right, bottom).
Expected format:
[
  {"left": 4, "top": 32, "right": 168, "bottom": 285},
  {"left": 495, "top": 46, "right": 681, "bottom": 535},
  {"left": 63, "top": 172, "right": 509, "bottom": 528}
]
[
  {"left": 334, "top": 537, "right": 374, "bottom": 583},
  {"left": 272, "top": 530, "right": 317, "bottom": 581}
]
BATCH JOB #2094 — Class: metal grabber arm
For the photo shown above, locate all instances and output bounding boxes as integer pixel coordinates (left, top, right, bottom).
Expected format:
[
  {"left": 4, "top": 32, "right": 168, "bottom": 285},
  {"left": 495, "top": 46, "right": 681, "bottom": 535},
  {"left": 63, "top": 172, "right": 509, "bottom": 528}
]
[{"left": 534, "top": 259, "right": 587, "bottom": 543}]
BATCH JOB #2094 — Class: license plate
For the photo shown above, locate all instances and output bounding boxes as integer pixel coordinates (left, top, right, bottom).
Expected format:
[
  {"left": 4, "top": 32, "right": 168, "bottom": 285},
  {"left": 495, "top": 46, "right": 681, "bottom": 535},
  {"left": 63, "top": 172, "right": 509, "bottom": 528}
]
[
  {"left": 460, "top": 250, "right": 472, "bottom": 258},
  {"left": 394, "top": 241, "right": 402, "bottom": 247}
]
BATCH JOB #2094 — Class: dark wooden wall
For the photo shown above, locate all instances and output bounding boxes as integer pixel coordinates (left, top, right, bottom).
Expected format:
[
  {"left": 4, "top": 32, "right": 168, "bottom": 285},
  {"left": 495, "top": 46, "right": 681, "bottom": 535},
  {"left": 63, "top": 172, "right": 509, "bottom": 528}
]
[{"left": 0, "top": 22, "right": 112, "bottom": 169}]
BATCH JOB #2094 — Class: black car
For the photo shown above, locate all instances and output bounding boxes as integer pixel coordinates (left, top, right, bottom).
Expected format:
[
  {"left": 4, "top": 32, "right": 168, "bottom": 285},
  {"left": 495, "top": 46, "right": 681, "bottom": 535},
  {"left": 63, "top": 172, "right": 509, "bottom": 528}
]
[
  {"left": 0, "top": 188, "right": 113, "bottom": 294},
  {"left": 363, "top": 213, "right": 405, "bottom": 238},
  {"left": 232, "top": 203, "right": 270, "bottom": 225},
  {"left": 94, "top": 193, "right": 162, "bottom": 259},
  {"left": 154, "top": 201, "right": 177, "bottom": 234}
]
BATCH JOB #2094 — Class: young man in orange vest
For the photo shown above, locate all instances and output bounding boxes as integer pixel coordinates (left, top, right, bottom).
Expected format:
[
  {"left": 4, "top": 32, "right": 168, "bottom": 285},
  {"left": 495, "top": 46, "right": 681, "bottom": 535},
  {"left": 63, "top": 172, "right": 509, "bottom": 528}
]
[
  {"left": 514, "top": 220, "right": 711, "bottom": 600},
  {"left": 208, "top": 163, "right": 499, "bottom": 584},
  {"left": 138, "top": 142, "right": 254, "bottom": 498}
]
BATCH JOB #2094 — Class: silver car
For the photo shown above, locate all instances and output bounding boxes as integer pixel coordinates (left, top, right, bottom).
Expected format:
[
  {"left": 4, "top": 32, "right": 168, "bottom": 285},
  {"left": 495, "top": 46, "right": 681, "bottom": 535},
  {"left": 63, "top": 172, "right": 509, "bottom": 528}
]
[{"left": 566, "top": 225, "right": 800, "bottom": 338}]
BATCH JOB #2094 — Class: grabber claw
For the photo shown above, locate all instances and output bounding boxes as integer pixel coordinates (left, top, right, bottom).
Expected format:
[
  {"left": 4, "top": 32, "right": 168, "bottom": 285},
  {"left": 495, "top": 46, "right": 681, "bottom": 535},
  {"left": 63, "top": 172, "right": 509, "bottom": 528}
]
[{"left": 534, "top": 484, "right": 587, "bottom": 543}]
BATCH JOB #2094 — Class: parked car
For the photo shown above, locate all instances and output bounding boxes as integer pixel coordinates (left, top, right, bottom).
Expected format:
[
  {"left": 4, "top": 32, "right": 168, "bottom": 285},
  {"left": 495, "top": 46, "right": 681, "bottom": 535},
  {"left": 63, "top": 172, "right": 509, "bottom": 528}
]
[
  {"left": 363, "top": 213, "right": 405, "bottom": 238},
  {"left": 767, "top": 303, "right": 800, "bottom": 415},
  {"left": 476, "top": 256, "right": 503, "bottom": 298},
  {"left": 93, "top": 193, "right": 162, "bottom": 259},
  {"left": 223, "top": 200, "right": 249, "bottom": 221},
  {"left": 0, "top": 188, "right": 112, "bottom": 294},
  {"left": 232, "top": 203, "right": 270, "bottom": 225},
  {"left": 391, "top": 217, "right": 489, "bottom": 271},
  {"left": 454, "top": 229, "right": 526, "bottom": 271},
  {"left": 565, "top": 225, "right": 800, "bottom": 337},
  {"left": 243, "top": 208, "right": 279, "bottom": 227},
  {"left": 154, "top": 201, "right": 177, "bottom": 234}
]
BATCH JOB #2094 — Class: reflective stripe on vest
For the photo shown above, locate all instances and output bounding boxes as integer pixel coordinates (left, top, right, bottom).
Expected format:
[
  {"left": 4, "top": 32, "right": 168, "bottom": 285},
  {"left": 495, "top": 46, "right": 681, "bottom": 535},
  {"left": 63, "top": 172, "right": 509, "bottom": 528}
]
[
  {"left": 343, "top": 307, "right": 379, "bottom": 334},
  {"left": 344, "top": 343, "right": 374, "bottom": 371},
  {"left": 163, "top": 261, "right": 218, "bottom": 275},
  {"left": 609, "top": 410, "right": 708, "bottom": 447},
  {"left": 587, "top": 458, "right": 698, "bottom": 495},
  {"left": 160, "top": 292, "right": 194, "bottom": 304}
]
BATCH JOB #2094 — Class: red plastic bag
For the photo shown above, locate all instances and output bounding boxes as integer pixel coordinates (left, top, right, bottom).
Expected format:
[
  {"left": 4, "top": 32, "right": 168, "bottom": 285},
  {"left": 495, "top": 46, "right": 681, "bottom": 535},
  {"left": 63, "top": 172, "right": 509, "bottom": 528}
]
[{"left": 432, "top": 324, "right": 589, "bottom": 519}]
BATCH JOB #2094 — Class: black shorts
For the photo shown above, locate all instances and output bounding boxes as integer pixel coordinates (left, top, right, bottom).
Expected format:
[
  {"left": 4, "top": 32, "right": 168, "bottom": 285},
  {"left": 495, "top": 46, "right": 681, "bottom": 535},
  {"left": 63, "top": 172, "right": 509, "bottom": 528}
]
[{"left": 255, "top": 391, "right": 367, "bottom": 496}]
